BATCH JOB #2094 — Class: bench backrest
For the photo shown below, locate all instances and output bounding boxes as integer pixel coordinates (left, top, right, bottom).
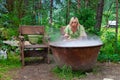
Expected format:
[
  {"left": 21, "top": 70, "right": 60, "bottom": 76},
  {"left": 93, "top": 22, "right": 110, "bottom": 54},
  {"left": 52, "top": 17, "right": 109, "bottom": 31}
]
[{"left": 19, "top": 25, "right": 45, "bottom": 35}]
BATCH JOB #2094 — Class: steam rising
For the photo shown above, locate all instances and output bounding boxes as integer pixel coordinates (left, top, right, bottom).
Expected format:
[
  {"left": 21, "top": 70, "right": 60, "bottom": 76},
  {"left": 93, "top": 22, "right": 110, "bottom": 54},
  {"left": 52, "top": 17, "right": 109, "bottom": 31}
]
[
  {"left": 50, "top": 35, "right": 103, "bottom": 47},
  {"left": 49, "top": 28, "right": 103, "bottom": 47}
]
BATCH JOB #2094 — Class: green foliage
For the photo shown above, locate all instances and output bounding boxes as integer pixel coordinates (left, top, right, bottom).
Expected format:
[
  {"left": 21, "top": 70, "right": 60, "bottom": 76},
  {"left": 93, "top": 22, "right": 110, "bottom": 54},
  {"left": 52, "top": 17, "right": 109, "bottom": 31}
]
[
  {"left": 98, "top": 28, "right": 120, "bottom": 62},
  {"left": 76, "top": 8, "right": 96, "bottom": 34},
  {"left": 101, "top": 31, "right": 115, "bottom": 54},
  {"left": 1, "top": 0, "right": 22, "bottom": 28},
  {"left": 52, "top": 65, "right": 86, "bottom": 80},
  {"left": 0, "top": 53, "right": 21, "bottom": 67},
  {"left": 20, "top": 1, "right": 35, "bottom": 25},
  {"left": 0, "top": 14, "right": 9, "bottom": 27},
  {"left": 21, "top": 14, "right": 33, "bottom": 25},
  {"left": 0, "top": 12, "right": 20, "bottom": 28},
  {"left": 98, "top": 52, "right": 120, "bottom": 62},
  {"left": 0, "top": 0, "right": 9, "bottom": 27},
  {"left": 0, "top": 52, "right": 21, "bottom": 80},
  {"left": 0, "top": 0, "right": 8, "bottom": 13},
  {"left": 102, "top": 0, "right": 120, "bottom": 26},
  {"left": 0, "top": 27, "right": 18, "bottom": 40}
]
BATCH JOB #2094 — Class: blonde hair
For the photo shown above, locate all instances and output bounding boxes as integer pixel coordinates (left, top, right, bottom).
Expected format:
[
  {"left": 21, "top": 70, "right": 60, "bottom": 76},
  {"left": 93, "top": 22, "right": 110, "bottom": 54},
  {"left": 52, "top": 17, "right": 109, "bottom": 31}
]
[{"left": 69, "top": 17, "right": 80, "bottom": 26}]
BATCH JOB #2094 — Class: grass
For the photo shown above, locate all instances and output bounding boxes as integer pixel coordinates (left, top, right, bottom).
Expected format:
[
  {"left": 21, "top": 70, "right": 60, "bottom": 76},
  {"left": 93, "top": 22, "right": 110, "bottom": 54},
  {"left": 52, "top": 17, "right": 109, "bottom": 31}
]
[
  {"left": 0, "top": 53, "right": 21, "bottom": 80},
  {"left": 52, "top": 65, "right": 86, "bottom": 80}
]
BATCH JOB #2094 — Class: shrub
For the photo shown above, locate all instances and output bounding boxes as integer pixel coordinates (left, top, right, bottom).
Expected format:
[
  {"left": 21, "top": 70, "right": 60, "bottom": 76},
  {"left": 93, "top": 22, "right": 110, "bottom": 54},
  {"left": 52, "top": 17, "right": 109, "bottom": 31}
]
[{"left": 76, "top": 8, "right": 96, "bottom": 34}]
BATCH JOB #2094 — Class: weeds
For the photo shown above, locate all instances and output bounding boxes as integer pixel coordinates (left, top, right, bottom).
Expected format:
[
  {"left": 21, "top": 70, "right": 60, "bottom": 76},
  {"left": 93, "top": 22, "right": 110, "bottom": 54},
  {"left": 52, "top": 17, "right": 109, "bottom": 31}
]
[
  {"left": 0, "top": 52, "right": 21, "bottom": 80},
  {"left": 52, "top": 65, "right": 86, "bottom": 80}
]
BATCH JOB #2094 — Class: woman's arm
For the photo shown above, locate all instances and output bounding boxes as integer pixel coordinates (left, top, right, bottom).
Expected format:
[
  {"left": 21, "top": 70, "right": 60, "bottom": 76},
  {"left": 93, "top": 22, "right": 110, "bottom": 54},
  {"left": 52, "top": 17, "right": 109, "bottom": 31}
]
[{"left": 64, "top": 25, "right": 70, "bottom": 39}]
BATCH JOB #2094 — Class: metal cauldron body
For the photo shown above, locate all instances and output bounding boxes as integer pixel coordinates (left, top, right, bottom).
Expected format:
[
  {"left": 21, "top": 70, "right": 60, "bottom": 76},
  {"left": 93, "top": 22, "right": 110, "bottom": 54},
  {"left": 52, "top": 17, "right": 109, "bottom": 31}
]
[{"left": 50, "top": 41, "right": 102, "bottom": 71}]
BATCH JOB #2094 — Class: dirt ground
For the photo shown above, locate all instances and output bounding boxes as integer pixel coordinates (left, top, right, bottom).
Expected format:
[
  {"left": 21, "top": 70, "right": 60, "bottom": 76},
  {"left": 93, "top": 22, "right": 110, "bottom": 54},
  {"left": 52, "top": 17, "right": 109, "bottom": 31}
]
[{"left": 9, "top": 57, "right": 120, "bottom": 80}]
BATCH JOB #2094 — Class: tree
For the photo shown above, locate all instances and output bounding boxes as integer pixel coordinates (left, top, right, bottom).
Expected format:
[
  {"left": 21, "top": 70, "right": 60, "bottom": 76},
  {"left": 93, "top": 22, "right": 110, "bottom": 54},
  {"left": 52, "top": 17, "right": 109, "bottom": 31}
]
[
  {"left": 115, "top": 0, "right": 119, "bottom": 53},
  {"left": 6, "top": 0, "right": 14, "bottom": 12},
  {"left": 94, "top": 0, "right": 104, "bottom": 32},
  {"left": 50, "top": 0, "right": 53, "bottom": 27},
  {"left": 77, "top": 0, "right": 81, "bottom": 8},
  {"left": 66, "top": 0, "right": 70, "bottom": 24},
  {"left": 103, "top": 0, "right": 114, "bottom": 26},
  {"left": 85, "top": 0, "right": 89, "bottom": 7}
]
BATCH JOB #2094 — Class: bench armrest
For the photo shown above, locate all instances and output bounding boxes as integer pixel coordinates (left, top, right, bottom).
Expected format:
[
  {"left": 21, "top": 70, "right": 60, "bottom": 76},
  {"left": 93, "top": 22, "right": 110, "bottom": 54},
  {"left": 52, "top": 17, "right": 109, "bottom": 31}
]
[{"left": 18, "top": 36, "right": 25, "bottom": 41}]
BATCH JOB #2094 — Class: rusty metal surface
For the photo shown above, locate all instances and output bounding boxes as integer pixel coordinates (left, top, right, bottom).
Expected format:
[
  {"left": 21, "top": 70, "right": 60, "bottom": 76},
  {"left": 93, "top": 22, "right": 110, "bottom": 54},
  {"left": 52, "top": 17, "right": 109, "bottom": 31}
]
[
  {"left": 50, "top": 45, "right": 102, "bottom": 71},
  {"left": 50, "top": 41, "right": 103, "bottom": 48}
]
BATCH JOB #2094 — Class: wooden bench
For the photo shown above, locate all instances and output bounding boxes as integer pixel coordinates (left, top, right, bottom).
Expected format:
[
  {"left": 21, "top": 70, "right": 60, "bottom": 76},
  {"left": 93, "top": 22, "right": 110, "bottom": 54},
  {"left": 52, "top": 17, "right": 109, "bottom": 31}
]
[
  {"left": 18, "top": 25, "right": 50, "bottom": 66},
  {"left": 60, "top": 26, "right": 66, "bottom": 35}
]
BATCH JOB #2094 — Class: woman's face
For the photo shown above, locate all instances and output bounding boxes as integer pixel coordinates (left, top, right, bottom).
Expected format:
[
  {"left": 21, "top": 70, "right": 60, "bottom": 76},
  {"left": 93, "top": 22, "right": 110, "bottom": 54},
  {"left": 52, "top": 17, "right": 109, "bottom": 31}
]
[{"left": 71, "top": 20, "right": 78, "bottom": 27}]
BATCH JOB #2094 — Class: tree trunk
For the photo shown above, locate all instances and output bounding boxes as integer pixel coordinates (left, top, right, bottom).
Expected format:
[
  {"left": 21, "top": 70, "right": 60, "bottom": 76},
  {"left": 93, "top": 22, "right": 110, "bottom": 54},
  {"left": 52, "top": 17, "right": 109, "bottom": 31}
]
[
  {"left": 66, "top": 0, "right": 70, "bottom": 24},
  {"left": 39, "top": 0, "right": 42, "bottom": 9},
  {"left": 115, "top": 0, "right": 119, "bottom": 53},
  {"left": 77, "top": 0, "right": 81, "bottom": 8},
  {"left": 32, "top": 0, "right": 36, "bottom": 24},
  {"left": 105, "top": 2, "right": 113, "bottom": 26},
  {"left": 18, "top": 0, "right": 24, "bottom": 19},
  {"left": 35, "top": 0, "right": 42, "bottom": 25},
  {"left": 85, "top": 0, "right": 89, "bottom": 7},
  {"left": 6, "top": 0, "right": 14, "bottom": 12},
  {"left": 24, "top": 0, "right": 29, "bottom": 7},
  {"left": 50, "top": 0, "right": 53, "bottom": 27},
  {"left": 94, "top": 0, "right": 104, "bottom": 32},
  {"left": 38, "top": 0, "right": 42, "bottom": 24}
]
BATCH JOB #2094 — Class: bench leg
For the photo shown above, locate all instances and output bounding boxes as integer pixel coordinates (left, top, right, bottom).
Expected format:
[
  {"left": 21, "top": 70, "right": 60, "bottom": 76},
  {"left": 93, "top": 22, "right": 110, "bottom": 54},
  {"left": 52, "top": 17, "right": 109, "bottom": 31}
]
[
  {"left": 47, "top": 48, "right": 50, "bottom": 64},
  {"left": 21, "top": 48, "right": 25, "bottom": 66}
]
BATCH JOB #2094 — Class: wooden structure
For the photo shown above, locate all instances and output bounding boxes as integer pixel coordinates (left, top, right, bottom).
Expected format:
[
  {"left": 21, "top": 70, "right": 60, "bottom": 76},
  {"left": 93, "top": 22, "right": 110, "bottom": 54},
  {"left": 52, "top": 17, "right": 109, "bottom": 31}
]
[
  {"left": 19, "top": 25, "right": 50, "bottom": 66},
  {"left": 60, "top": 26, "right": 66, "bottom": 35}
]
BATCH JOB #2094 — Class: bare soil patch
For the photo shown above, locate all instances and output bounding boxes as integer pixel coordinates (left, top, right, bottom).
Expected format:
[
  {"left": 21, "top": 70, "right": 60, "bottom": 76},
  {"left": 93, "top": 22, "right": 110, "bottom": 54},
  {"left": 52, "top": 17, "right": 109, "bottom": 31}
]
[{"left": 9, "top": 58, "right": 120, "bottom": 80}]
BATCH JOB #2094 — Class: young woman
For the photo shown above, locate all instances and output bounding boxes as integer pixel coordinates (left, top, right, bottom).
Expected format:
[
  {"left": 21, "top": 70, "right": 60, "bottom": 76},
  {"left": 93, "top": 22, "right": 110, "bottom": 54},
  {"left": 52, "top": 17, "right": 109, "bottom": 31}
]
[{"left": 64, "top": 17, "right": 87, "bottom": 39}]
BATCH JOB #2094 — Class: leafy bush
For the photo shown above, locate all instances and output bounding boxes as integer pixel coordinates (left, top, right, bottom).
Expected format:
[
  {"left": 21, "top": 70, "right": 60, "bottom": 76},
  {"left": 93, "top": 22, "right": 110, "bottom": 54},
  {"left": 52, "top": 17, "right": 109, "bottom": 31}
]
[
  {"left": 76, "top": 8, "right": 96, "bottom": 34},
  {"left": 98, "top": 52, "right": 120, "bottom": 62},
  {"left": 21, "top": 15, "right": 33, "bottom": 25},
  {"left": 98, "top": 28, "right": 120, "bottom": 62},
  {"left": 0, "top": 27, "right": 18, "bottom": 40},
  {"left": 101, "top": 32, "right": 115, "bottom": 54}
]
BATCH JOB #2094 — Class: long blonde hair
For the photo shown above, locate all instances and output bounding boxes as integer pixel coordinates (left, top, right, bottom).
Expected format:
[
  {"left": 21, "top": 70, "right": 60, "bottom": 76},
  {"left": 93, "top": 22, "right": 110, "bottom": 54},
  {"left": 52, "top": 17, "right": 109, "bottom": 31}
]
[{"left": 69, "top": 17, "right": 80, "bottom": 27}]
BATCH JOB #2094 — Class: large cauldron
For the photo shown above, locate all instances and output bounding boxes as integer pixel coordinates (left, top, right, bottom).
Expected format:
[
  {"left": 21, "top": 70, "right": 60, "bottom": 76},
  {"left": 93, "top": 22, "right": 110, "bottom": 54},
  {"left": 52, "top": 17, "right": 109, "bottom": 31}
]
[{"left": 50, "top": 40, "right": 102, "bottom": 71}]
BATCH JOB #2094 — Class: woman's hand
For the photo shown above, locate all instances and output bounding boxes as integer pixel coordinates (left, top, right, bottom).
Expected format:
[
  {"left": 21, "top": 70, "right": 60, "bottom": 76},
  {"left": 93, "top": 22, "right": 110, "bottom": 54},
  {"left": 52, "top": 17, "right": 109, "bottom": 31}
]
[
  {"left": 64, "top": 34, "right": 69, "bottom": 38},
  {"left": 80, "top": 36, "right": 87, "bottom": 40}
]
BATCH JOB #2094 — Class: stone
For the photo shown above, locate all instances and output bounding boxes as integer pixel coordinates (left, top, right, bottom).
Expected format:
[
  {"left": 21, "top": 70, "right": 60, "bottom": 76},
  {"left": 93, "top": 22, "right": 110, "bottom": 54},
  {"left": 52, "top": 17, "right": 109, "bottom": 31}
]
[{"left": 103, "top": 78, "right": 114, "bottom": 80}]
